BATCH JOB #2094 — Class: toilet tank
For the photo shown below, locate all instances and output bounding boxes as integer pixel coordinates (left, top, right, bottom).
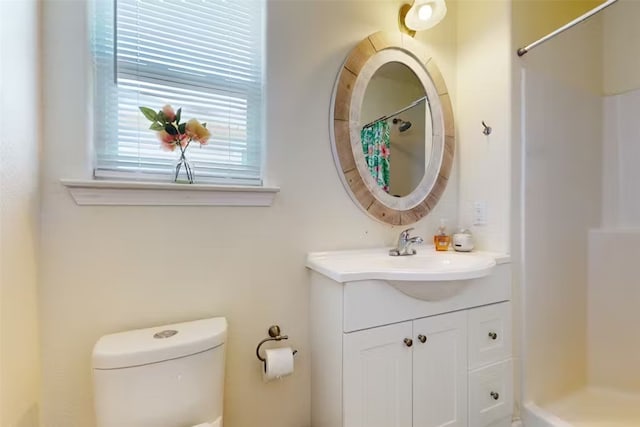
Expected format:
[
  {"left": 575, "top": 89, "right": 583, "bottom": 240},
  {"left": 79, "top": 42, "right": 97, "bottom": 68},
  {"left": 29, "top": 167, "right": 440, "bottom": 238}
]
[{"left": 92, "top": 317, "right": 227, "bottom": 427}]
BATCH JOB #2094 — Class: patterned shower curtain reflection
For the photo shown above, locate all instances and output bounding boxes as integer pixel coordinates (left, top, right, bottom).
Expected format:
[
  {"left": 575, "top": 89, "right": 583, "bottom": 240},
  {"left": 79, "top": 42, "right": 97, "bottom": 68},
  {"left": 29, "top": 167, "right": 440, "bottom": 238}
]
[{"left": 360, "top": 120, "right": 390, "bottom": 192}]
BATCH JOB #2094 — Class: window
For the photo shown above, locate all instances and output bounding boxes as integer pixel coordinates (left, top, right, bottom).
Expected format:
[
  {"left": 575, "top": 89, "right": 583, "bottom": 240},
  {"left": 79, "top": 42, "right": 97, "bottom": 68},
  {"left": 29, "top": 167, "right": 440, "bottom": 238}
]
[{"left": 91, "top": 0, "right": 265, "bottom": 185}]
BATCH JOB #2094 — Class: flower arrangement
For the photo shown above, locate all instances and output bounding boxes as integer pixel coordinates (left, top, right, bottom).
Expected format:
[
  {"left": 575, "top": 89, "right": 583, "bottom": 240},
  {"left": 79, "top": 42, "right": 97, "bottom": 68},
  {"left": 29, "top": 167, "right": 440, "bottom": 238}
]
[{"left": 139, "top": 104, "right": 211, "bottom": 183}]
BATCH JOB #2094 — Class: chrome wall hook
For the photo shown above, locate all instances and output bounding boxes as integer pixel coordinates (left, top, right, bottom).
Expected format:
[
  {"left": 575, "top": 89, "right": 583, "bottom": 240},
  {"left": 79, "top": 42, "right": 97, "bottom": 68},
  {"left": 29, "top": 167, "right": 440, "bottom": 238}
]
[
  {"left": 482, "top": 121, "right": 492, "bottom": 136},
  {"left": 256, "top": 325, "right": 298, "bottom": 369}
]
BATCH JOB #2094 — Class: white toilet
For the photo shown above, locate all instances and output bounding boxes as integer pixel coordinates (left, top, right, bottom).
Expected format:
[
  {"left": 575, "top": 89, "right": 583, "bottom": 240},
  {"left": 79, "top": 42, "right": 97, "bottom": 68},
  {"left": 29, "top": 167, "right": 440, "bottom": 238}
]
[{"left": 92, "top": 317, "right": 227, "bottom": 427}]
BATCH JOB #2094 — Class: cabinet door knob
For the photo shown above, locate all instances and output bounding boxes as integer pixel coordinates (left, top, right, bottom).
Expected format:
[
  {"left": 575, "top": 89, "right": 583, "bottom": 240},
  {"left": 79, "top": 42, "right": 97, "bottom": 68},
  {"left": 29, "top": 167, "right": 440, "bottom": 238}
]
[
  {"left": 490, "top": 391, "right": 500, "bottom": 400},
  {"left": 417, "top": 334, "right": 427, "bottom": 343},
  {"left": 404, "top": 338, "right": 413, "bottom": 347},
  {"left": 488, "top": 331, "right": 498, "bottom": 340}
]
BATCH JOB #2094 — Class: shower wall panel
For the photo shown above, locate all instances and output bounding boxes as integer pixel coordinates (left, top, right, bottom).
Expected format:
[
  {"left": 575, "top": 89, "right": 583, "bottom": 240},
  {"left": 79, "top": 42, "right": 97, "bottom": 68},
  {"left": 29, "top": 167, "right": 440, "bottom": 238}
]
[
  {"left": 588, "top": 229, "right": 640, "bottom": 393},
  {"left": 522, "top": 69, "right": 602, "bottom": 404},
  {"left": 602, "top": 88, "right": 640, "bottom": 227}
]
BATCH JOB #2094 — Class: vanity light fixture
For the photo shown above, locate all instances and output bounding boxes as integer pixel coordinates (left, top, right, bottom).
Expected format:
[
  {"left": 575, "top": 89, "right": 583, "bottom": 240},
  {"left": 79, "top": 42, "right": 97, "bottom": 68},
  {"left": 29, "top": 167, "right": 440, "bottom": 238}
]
[{"left": 399, "top": 0, "right": 447, "bottom": 36}]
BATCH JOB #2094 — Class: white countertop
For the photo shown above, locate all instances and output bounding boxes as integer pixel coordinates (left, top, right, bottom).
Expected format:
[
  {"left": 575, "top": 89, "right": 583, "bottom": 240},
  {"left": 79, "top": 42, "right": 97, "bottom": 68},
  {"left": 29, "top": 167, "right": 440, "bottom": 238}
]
[{"left": 306, "top": 246, "right": 510, "bottom": 283}]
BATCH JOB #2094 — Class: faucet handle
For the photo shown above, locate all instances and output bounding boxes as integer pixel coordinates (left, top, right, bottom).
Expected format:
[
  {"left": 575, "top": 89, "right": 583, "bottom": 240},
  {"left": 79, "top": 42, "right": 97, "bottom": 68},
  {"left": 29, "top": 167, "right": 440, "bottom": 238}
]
[{"left": 400, "top": 227, "right": 414, "bottom": 237}]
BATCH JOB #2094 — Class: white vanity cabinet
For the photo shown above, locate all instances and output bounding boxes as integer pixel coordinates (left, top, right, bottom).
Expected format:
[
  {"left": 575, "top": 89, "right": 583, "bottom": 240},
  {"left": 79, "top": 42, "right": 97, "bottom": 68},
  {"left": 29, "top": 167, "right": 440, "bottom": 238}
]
[
  {"left": 308, "top": 252, "right": 512, "bottom": 427},
  {"left": 343, "top": 311, "right": 467, "bottom": 427}
]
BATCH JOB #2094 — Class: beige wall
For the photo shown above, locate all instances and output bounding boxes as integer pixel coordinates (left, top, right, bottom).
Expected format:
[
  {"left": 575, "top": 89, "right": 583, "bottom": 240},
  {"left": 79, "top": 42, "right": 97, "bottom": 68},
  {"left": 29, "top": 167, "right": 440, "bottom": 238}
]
[
  {"left": 39, "top": 1, "right": 461, "bottom": 426},
  {"left": 513, "top": 0, "right": 603, "bottom": 51},
  {"left": 456, "top": 0, "right": 514, "bottom": 410},
  {"left": 603, "top": 0, "right": 640, "bottom": 95},
  {"left": 513, "top": 0, "right": 604, "bottom": 95},
  {"left": 457, "top": 0, "right": 512, "bottom": 254},
  {"left": 0, "top": 0, "right": 41, "bottom": 426}
]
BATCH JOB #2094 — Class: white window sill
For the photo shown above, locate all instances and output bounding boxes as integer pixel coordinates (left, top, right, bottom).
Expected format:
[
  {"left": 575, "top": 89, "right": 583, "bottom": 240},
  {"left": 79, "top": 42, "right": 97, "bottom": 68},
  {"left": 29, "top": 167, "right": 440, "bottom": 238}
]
[{"left": 61, "top": 179, "right": 279, "bottom": 206}]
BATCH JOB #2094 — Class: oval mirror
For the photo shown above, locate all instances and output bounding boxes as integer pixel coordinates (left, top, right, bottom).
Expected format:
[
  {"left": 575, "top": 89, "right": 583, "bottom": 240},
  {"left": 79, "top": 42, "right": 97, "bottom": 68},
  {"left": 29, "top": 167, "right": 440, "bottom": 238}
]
[{"left": 330, "top": 31, "right": 454, "bottom": 225}]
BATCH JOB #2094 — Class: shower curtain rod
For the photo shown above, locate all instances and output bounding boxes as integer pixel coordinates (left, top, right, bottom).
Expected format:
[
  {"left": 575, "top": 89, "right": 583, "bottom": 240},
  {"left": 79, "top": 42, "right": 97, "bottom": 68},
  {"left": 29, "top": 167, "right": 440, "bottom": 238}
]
[
  {"left": 362, "top": 96, "right": 427, "bottom": 129},
  {"left": 517, "top": 0, "right": 618, "bottom": 57}
]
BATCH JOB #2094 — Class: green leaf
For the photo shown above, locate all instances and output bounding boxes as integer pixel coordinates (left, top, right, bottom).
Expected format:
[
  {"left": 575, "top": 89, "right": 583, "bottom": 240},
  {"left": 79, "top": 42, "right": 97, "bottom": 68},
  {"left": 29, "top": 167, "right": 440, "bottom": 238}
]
[
  {"left": 165, "top": 124, "right": 179, "bottom": 135},
  {"left": 139, "top": 106, "right": 158, "bottom": 122},
  {"left": 175, "top": 107, "right": 182, "bottom": 124},
  {"left": 149, "top": 122, "right": 164, "bottom": 131},
  {"left": 178, "top": 123, "right": 186, "bottom": 134},
  {"left": 157, "top": 111, "right": 166, "bottom": 125},
  {"left": 202, "top": 122, "right": 207, "bottom": 128}
]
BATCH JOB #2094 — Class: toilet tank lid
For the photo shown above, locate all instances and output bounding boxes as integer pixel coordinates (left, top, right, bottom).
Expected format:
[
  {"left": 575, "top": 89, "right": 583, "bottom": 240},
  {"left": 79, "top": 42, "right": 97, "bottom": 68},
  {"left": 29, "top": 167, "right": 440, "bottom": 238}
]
[{"left": 92, "top": 317, "right": 227, "bottom": 369}]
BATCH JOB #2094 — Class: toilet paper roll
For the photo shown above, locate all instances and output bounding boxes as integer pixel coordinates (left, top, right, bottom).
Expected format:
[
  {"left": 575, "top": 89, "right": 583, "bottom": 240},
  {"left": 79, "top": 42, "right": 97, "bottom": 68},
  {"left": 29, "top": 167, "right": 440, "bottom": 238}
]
[{"left": 262, "top": 347, "right": 295, "bottom": 382}]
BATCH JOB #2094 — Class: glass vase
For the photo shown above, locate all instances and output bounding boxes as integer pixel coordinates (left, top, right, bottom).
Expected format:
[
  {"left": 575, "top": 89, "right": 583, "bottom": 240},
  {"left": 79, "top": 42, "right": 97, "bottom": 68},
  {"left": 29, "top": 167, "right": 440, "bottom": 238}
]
[{"left": 174, "top": 151, "right": 194, "bottom": 184}]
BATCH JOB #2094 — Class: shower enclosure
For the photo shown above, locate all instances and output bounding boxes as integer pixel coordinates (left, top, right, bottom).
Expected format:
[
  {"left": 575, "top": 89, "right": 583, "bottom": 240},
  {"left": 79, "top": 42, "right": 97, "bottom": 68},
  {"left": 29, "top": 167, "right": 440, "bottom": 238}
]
[{"left": 518, "top": 1, "right": 640, "bottom": 425}]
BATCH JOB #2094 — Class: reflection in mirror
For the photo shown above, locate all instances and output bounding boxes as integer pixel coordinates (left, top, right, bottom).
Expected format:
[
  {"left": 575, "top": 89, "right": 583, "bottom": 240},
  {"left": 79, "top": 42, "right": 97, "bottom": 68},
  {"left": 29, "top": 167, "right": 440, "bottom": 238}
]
[{"left": 360, "top": 62, "right": 432, "bottom": 197}]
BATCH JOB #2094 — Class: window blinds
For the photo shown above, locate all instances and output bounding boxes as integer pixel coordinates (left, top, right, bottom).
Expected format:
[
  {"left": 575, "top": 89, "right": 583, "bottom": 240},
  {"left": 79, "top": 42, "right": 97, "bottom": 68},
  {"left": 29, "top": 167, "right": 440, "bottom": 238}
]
[{"left": 92, "top": 0, "right": 264, "bottom": 185}]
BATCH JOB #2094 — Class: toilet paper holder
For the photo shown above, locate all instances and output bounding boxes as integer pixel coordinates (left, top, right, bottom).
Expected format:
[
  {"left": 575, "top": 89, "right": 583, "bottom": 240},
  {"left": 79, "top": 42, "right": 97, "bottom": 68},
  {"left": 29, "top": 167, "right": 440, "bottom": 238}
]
[{"left": 256, "top": 325, "right": 298, "bottom": 368}]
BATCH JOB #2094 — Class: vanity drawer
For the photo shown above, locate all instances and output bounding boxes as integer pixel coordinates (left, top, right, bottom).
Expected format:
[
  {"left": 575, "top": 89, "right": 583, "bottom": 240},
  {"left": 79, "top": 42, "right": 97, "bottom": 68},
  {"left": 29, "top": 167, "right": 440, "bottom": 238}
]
[
  {"left": 468, "top": 302, "right": 511, "bottom": 369},
  {"left": 469, "top": 359, "right": 513, "bottom": 427}
]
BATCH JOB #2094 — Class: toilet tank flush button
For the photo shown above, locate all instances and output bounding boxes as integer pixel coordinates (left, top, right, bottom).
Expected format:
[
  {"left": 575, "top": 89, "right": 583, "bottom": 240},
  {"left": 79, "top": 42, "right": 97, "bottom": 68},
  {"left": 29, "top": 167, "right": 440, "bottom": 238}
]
[{"left": 154, "top": 330, "right": 179, "bottom": 339}]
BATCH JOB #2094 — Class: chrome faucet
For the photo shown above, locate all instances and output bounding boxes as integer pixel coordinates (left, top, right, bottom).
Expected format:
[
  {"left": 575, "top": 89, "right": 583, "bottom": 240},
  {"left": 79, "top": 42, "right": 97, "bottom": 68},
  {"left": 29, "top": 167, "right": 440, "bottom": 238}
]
[{"left": 389, "top": 228, "right": 424, "bottom": 256}]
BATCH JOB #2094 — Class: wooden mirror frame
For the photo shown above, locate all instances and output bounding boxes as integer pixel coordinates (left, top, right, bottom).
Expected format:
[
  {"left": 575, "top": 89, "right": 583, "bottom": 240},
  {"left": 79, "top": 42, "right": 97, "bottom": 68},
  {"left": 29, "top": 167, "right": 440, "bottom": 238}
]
[{"left": 330, "top": 31, "right": 454, "bottom": 225}]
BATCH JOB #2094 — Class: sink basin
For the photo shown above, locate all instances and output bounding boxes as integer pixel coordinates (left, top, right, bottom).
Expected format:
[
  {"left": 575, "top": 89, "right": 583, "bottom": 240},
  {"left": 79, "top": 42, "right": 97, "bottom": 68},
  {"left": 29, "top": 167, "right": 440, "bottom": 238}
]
[
  {"left": 306, "top": 248, "right": 497, "bottom": 282},
  {"left": 306, "top": 247, "right": 500, "bottom": 300}
]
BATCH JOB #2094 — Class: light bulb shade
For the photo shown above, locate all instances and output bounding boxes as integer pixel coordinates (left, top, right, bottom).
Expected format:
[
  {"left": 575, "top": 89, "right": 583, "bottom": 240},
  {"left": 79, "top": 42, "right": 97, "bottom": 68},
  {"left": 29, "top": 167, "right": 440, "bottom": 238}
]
[
  {"left": 418, "top": 4, "right": 433, "bottom": 21},
  {"left": 404, "top": 0, "right": 447, "bottom": 31}
]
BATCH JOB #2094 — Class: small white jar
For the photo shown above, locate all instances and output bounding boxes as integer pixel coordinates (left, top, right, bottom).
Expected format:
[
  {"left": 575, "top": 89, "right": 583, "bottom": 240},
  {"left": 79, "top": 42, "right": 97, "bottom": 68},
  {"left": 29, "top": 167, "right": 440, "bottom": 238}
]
[{"left": 452, "top": 229, "right": 474, "bottom": 252}]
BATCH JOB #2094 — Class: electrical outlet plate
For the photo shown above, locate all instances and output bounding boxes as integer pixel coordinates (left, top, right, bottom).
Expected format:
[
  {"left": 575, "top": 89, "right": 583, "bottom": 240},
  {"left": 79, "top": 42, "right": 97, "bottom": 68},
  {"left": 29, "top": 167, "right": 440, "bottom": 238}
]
[{"left": 473, "top": 201, "right": 487, "bottom": 225}]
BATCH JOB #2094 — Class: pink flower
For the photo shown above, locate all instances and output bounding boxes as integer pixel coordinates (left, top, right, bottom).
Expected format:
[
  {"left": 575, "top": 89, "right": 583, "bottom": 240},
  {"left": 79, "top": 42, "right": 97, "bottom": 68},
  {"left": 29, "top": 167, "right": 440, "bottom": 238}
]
[
  {"left": 158, "top": 130, "right": 177, "bottom": 151},
  {"left": 381, "top": 145, "right": 390, "bottom": 158},
  {"left": 162, "top": 104, "right": 176, "bottom": 122}
]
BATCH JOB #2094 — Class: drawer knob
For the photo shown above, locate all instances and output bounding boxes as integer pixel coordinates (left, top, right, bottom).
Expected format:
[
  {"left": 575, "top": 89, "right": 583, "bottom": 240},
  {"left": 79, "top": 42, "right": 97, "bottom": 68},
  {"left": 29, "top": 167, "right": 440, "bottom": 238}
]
[
  {"left": 404, "top": 338, "right": 413, "bottom": 347},
  {"left": 490, "top": 391, "right": 500, "bottom": 400},
  {"left": 417, "top": 334, "right": 427, "bottom": 343},
  {"left": 488, "top": 331, "right": 498, "bottom": 340}
]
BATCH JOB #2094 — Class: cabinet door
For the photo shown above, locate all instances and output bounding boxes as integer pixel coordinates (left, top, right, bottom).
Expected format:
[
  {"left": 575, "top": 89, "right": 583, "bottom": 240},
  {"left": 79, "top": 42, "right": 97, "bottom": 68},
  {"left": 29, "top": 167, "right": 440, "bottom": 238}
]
[
  {"left": 343, "top": 321, "right": 413, "bottom": 427},
  {"left": 412, "top": 311, "right": 468, "bottom": 427}
]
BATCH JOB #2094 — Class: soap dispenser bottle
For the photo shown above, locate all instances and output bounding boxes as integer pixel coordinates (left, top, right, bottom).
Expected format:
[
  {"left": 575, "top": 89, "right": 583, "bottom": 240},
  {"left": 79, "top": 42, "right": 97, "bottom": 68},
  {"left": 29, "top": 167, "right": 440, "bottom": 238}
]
[{"left": 433, "top": 219, "right": 451, "bottom": 251}]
